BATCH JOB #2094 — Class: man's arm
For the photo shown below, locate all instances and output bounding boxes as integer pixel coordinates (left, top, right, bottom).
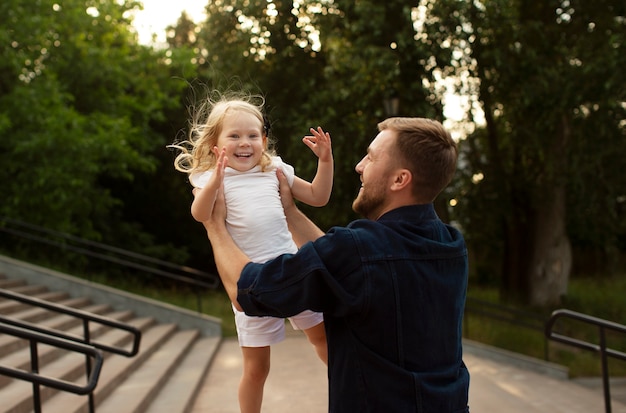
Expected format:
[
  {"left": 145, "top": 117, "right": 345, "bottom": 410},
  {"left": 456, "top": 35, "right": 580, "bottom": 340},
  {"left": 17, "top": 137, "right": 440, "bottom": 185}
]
[
  {"left": 204, "top": 215, "right": 248, "bottom": 311},
  {"left": 277, "top": 168, "right": 325, "bottom": 247},
  {"left": 200, "top": 149, "right": 250, "bottom": 310}
]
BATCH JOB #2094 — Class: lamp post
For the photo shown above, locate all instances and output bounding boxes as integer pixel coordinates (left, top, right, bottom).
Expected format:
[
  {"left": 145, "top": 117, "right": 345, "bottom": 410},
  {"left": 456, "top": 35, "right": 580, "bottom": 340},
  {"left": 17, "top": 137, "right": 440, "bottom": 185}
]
[{"left": 383, "top": 93, "right": 400, "bottom": 117}]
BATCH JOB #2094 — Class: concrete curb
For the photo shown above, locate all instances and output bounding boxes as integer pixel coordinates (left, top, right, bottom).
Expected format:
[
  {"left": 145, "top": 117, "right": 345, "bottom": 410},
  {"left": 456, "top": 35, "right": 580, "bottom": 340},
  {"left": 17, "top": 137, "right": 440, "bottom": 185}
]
[{"left": 463, "top": 338, "right": 569, "bottom": 379}]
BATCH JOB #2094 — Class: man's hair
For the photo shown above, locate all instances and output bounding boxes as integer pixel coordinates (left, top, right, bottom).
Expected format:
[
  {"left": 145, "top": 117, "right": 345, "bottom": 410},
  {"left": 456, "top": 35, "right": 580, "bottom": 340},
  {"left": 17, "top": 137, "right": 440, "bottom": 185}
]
[{"left": 378, "top": 117, "right": 458, "bottom": 202}]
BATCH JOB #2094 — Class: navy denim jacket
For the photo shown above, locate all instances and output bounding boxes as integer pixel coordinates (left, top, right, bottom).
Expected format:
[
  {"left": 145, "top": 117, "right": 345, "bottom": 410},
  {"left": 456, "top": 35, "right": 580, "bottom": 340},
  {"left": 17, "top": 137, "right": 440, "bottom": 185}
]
[{"left": 238, "top": 204, "right": 470, "bottom": 412}]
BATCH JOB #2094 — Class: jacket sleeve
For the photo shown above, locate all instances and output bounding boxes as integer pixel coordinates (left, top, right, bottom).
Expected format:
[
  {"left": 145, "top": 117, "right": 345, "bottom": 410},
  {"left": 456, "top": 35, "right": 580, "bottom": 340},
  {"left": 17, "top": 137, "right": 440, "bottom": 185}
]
[{"left": 237, "top": 227, "right": 364, "bottom": 318}]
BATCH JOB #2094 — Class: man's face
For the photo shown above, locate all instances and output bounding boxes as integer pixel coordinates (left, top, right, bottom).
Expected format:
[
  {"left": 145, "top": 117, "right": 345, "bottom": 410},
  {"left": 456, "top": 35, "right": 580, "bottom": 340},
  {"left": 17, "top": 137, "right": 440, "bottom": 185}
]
[{"left": 352, "top": 130, "right": 397, "bottom": 219}]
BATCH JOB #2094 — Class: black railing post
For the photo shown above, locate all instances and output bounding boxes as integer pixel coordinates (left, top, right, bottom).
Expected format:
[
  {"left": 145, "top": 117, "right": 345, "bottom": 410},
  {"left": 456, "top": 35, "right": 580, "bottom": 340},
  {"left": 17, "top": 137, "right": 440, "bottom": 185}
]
[
  {"left": 1, "top": 322, "right": 104, "bottom": 406},
  {"left": 29, "top": 339, "right": 42, "bottom": 413},
  {"left": 599, "top": 326, "right": 612, "bottom": 413},
  {"left": 0, "top": 291, "right": 139, "bottom": 412},
  {"left": 545, "top": 309, "right": 626, "bottom": 413},
  {"left": 83, "top": 319, "right": 96, "bottom": 413}
]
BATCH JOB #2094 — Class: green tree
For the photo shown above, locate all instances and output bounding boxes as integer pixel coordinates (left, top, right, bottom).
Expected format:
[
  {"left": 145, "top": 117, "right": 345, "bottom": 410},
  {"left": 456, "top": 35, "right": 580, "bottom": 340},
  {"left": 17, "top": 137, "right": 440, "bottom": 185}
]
[
  {"left": 0, "top": 0, "right": 198, "bottom": 264},
  {"left": 424, "top": 0, "right": 626, "bottom": 305}
]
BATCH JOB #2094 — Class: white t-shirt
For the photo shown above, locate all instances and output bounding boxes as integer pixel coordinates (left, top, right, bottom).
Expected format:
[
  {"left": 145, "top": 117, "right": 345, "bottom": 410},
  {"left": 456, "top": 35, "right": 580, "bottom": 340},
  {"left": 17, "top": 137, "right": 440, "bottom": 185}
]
[{"left": 190, "top": 157, "right": 297, "bottom": 263}]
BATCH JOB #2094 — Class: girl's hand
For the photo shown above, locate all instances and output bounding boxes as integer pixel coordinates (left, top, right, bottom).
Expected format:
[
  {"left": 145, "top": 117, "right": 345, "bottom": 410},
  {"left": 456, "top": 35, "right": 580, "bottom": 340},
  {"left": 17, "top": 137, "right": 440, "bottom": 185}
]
[
  {"left": 191, "top": 146, "right": 228, "bottom": 223},
  {"left": 205, "top": 146, "right": 228, "bottom": 191},
  {"left": 302, "top": 127, "right": 332, "bottom": 162}
]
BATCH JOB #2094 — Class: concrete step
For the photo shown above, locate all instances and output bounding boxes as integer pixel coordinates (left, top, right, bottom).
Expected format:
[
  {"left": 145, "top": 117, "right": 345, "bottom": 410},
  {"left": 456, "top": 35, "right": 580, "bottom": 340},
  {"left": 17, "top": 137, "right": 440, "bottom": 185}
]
[
  {"left": 38, "top": 322, "right": 177, "bottom": 413},
  {"left": 96, "top": 329, "right": 201, "bottom": 413},
  {"left": 145, "top": 336, "right": 221, "bottom": 413},
  {"left": 0, "top": 291, "right": 69, "bottom": 315},
  {"left": 0, "top": 258, "right": 223, "bottom": 413},
  {"left": 6, "top": 296, "right": 92, "bottom": 324},
  {"left": 0, "top": 278, "right": 27, "bottom": 289},
  {"left": 4, "top": 283, "right": 49, "bottom": 296}
]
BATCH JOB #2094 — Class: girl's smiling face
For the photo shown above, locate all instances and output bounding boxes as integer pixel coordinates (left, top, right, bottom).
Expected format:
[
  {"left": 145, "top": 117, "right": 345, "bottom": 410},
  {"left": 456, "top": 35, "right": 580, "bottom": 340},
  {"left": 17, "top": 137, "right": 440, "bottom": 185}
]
[{"left": 216, "top": 110, "right": 267, "bottom": 172}]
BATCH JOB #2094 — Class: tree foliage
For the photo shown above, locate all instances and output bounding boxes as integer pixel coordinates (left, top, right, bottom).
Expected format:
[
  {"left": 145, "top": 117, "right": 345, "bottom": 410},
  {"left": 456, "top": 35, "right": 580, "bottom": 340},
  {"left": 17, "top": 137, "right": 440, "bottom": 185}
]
[
  {"left": 0, "top": 0, "right": 199, "bottom": 264},
  {"left": 1, "top": 0, "right": 624, "bottom": 304},
  {"left": 423, "top": 0, "right": 626, "bottom": 305}
]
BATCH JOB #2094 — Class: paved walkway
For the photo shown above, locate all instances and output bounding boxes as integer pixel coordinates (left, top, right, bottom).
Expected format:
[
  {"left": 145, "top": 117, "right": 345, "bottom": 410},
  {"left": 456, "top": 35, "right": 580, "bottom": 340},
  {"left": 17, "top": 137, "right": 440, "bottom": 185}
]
[{"left": 192, "top": 325, "right": 626, "bottom": 413}]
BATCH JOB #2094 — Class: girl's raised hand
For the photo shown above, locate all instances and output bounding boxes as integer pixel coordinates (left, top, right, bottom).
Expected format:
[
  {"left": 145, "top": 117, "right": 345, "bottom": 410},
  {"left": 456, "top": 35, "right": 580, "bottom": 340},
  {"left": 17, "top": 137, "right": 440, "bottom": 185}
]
[
  {"left": 302, "top": 127, "right": 332, "bottom": 162},
  {"left": 190, "top": 147, "right": 228, "bottom": 223},
  {"left": 206, "top": 146, "right": 228, "bottom": 190}
]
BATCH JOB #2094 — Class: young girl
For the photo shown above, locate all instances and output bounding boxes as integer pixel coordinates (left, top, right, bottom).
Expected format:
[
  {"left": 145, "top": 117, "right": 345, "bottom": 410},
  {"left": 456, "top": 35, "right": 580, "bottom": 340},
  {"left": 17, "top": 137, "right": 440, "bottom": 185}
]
[{"left": 171, "top": 93, "right": 331, "bottom": 413}]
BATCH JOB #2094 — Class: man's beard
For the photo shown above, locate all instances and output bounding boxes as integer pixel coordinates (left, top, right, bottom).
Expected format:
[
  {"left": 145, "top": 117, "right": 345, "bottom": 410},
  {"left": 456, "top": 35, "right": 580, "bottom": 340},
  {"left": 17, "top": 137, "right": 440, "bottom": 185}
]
[{"left": 352, "top": 185, "right": 385, "bottom": 220}]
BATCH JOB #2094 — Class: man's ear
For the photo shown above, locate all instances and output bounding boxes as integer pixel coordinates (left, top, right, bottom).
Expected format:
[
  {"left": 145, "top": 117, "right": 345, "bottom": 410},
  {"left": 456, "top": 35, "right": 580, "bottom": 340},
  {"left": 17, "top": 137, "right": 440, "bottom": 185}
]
[{"left": 390, "top": 169, "right": 412, "bottom": 191}]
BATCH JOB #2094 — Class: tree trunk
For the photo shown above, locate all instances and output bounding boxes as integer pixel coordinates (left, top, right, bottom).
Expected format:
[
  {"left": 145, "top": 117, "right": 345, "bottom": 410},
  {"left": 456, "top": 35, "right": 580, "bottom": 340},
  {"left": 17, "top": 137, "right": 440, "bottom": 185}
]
[
  {"left": 501, "top": 190, "right": 572, "bottom": 307},
  {"left": 501, "top": 208, "right": 533, "bottom": 304},
  {"left": 527, "top": 186, "right": 572, "bottom": 307}
]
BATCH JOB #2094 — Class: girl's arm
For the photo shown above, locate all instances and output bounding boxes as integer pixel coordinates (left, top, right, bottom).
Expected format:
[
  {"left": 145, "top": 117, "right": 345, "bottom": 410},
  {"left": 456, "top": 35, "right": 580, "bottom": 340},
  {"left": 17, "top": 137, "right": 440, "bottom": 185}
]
[
  {"left": 290, "top": 127, "right": 334, "bottom": 207},
  {"left": 190, "top": 147, "right": 227, "bottom": 222}
]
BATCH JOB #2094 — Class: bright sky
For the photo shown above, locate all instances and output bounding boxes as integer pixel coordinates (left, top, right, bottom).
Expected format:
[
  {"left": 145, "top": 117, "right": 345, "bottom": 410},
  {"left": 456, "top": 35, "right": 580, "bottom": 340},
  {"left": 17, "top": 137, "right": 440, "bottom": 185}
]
[{"left": 132, "top": 1, "right": 207, "bottom": 45}]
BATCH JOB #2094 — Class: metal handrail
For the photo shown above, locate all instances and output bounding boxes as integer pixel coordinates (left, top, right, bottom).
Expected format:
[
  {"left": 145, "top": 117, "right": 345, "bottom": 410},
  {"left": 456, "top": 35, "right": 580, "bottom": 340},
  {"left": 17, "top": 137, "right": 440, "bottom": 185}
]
[
  {"left": 0, "top": 322, "right": 103, "bottom": 413},
  {"left": 0, "top": 217, "right": 214, "bottom": 411},
  {"left": 0, "top": 288, "right": 142, "bottom": 413},
  {"left": 545, "top": 309, "right": 626, "bottom": 413},
  {"left": 0, "top": 288, "right": 141, "bottom": 357}
]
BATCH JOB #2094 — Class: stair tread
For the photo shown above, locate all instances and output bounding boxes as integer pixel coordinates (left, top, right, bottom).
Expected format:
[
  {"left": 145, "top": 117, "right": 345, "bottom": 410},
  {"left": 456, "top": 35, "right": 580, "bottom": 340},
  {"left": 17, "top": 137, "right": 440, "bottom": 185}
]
[
  {"left": 5, "top": 284, "right": 48, "bottom": 296},
  {"left": 0, "top": 291, "right": 69, "bottom": 315},
  {"left": 96, "top": 329, "right": 201, "bottom": 413},
  {"left": 0, "top": 268, "right": 223, "bottom": 413},
  {"left": 38, "top": 322, "right": 177, "bottom": 413},
  {"left": 145, "top": 336, "right": 221, "bottom": 413},
  {"left": 0, "top": 279, "right": 27, "bottom": 289},
  {"left": 5, "top": 297, "right": 92, "bottom": 323}
]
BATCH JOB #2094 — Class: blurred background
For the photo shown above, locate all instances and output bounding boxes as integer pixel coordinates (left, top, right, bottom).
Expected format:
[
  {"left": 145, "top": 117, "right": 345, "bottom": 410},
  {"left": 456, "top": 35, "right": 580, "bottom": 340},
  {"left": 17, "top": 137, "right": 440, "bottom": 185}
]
[{"left": 1, "top": 0, "right": 624, "bottom": 322}]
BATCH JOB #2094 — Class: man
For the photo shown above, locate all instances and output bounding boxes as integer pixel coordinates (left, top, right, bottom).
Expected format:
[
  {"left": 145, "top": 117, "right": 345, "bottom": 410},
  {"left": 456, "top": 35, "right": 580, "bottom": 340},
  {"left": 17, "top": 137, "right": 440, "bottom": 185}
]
[{"left": 203, "top": 117, "right": 470, "bottom": 412}]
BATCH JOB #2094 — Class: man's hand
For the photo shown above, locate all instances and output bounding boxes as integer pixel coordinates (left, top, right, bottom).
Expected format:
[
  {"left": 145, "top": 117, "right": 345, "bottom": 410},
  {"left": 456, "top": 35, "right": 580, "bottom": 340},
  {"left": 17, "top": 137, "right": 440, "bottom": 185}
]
[
  {"left": 277, "top": 168, "right": 296, "bottom": 213},
  {"left": 277, "top": 167, "right": 325, "bottom": 247}
]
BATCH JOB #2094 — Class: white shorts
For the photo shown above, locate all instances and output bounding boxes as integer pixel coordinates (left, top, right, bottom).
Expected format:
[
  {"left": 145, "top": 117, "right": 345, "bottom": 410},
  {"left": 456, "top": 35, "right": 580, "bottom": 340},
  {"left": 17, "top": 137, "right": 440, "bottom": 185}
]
[{"left": 232, "top": 304, "right": 324, "bottom": 347}]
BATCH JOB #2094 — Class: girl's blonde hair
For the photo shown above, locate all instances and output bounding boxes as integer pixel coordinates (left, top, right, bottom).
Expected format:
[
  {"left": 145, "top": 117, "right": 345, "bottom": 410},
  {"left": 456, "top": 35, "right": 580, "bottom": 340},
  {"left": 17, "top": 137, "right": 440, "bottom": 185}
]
[{"left": 171, "top": 92, "right": 275, "bottom": 176}]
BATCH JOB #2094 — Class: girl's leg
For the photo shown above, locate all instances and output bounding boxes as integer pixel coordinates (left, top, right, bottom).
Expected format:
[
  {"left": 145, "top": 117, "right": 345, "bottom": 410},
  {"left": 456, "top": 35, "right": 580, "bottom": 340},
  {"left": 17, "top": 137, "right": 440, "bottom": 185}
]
[
  {"left": 303, "top": 322, "right": 328, "bottom": 365},
  {"left": 239, "top": 345, "right": 271, "bottom": 413}
]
